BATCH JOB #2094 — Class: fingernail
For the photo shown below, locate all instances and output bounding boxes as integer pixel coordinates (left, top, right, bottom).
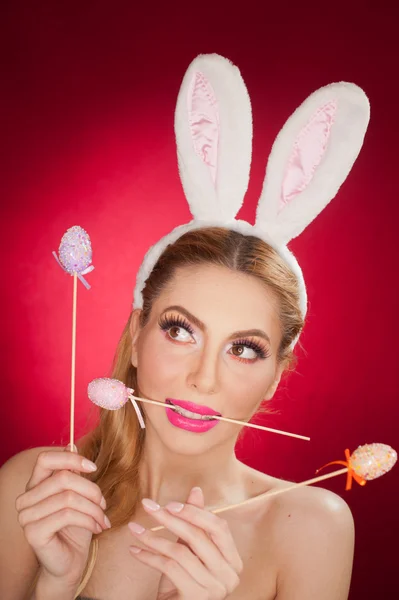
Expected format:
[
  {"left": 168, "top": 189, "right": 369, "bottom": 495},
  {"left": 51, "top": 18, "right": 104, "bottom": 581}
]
[
  {"left": 128, "top": 521, "right": 146, "bottom": 534},
  {"left": 165, "top": 501, "right": 184, "bottom": 513},
  {"left": 130, "top": 545, "right": 142, "bottom": 553},
  {"left": 81, "top": 458, "right": 97, "bottom": 472},
  {"left": 96, "top": 523, "right": 102, "bottom": 533},
  {"left": 141, "top": 498, "right": 160, "bottom": 511},
  {"left": 100, "top": 495, "right": 107, "bottom": 509},
  {"left": 191, "top": 486, "right": 202, "bottom": 493},
  {"left": 104, "top": 515, "right": 112, "bottom": 529}
]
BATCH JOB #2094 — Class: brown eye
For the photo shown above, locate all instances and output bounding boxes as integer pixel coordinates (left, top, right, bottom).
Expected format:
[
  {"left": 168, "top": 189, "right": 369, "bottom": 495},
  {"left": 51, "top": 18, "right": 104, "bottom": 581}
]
[
  {"left": 231, "top": 345, "right": 244, "bottom": 357},
  {"left": 169, "top": 326, "right": 182, "bottom": 339},
  {"left": 229, "top": 339, "right": 270, "bottom": 362},
  {"left": 159, "top": 315, "right": 195, "bottom": 342}
]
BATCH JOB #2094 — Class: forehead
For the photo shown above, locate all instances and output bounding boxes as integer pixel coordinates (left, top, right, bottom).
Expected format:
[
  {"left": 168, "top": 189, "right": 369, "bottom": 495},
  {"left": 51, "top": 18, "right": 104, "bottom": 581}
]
[{"left": 153, "top": 264, "right": 281, "bottom": 342}]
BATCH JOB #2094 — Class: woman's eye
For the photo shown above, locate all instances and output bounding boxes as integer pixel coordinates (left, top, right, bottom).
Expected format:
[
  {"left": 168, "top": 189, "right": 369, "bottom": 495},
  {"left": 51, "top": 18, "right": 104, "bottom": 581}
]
[
  {"left": 159, "top": 315, "right": 195, "bottom": 343},
  {"left": 167, "top": 325, "right": 192, "bottom": 342},
  {"left": 230, "top": 344, "right": 258, "bottom": 360},
  {"left": 228, "top": 340, "right": 270, "bottom": 362}
]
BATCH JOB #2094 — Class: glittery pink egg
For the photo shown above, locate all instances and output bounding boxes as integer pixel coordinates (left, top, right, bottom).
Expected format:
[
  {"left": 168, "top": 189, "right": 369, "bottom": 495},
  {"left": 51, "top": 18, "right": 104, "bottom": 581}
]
[
  {"left": 349, "top": 443, "right": 397, "bottom": 481},
  {"left": 88, "top": 378, "right": 130, "bottom": 410},
  {"left": 58, "top": 225, "right": 92, "bottom": 274}
]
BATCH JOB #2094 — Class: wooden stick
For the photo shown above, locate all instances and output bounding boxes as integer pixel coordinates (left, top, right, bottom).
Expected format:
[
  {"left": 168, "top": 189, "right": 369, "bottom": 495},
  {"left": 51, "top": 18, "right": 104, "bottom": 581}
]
[
  {"left": 149, "top": 468, "right": 348, "bottom": 532},
  {"left": 128, "top": 394, "right": 310, "bottom": 441},
  {"left": 70, "top": 272, "right": 78, "bottom": 451}
]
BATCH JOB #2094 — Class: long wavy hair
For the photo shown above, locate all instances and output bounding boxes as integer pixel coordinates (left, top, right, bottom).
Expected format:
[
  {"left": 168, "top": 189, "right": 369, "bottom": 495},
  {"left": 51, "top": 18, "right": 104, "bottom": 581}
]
[{"left": 77, "top": 226, "right": 304, "bottom": 540}]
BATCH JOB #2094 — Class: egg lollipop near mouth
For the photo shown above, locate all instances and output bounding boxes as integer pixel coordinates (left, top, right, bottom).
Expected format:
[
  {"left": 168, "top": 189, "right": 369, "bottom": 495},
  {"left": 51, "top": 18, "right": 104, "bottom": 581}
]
[
  {"left": 88, "top": 377, "right": 145, "bottom": 428},
  {"left": 87, "top": 377, "right": 311, "bottom": 440}
]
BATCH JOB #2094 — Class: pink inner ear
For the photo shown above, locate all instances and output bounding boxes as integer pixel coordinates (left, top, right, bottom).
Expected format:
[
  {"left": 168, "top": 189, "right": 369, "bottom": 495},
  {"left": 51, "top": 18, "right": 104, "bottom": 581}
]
[
  {"left": 280, "top": 100, "right": 337, "bottom": 211},
  {"left": 187, "top": 71, "right": 220, "bottom": 186}
]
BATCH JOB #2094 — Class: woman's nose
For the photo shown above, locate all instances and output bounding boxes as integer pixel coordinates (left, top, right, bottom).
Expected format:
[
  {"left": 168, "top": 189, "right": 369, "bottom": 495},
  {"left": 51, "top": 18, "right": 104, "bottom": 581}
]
[{"left": 186, "top": 346, "right": 219, "bottom": 395}]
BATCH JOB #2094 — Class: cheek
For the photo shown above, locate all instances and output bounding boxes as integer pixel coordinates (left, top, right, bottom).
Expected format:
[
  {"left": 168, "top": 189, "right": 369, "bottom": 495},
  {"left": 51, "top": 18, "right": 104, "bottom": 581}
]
[
  {"left": 136, "top": 332, "right": 184, "bottom": 392},
  {"left": 226, "top": 363, "right": 276, "bottom": 414}
]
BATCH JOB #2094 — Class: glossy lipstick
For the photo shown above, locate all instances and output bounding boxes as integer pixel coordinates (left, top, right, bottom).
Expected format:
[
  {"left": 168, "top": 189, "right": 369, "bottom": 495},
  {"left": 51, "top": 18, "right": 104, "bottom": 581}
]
[{"left": 165, "top": 398, "right": 221, "bottom": 433}]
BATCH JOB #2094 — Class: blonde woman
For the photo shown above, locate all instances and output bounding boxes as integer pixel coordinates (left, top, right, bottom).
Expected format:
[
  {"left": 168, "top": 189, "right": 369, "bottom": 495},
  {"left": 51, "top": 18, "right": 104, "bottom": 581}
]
[{"left": 0, "top": 54, "right": 369, "bottom": 600}]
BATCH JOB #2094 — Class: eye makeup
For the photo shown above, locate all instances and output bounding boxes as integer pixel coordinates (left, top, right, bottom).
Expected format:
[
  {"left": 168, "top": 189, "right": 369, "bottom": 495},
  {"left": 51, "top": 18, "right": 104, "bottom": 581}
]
[
  {"left": 230, "top": 339, "right": 271, "bottom": 362},
  {"left": 158, "top": 311, "right": 271, "bottom": 363},
  {"left": 158, "top": 314, "right": 195, "bottom": 336}
]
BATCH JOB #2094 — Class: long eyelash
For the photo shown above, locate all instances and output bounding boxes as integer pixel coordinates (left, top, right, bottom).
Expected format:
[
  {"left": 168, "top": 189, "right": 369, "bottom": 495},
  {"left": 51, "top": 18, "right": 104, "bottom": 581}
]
[
  {"left": 232, "top": 338, "right": 271, "bottom": 360},
  {"left": 158, "top": 314, "right": 195, "bottom": 335},
  {"left": 158, "top": 317, "right": 270, "bottom": 359}
]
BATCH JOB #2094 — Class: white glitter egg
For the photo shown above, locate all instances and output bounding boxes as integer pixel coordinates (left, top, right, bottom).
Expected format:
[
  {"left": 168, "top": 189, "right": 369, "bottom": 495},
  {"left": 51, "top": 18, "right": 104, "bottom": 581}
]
[
  {"left": 88, "top": 378, "right": 130, "bottom": 410},
  {"left": 349, "top": 443, "right": 397, "bottom": 481},
  {"left": 58, "top": 225, "right": 92, "bottom": 274}
]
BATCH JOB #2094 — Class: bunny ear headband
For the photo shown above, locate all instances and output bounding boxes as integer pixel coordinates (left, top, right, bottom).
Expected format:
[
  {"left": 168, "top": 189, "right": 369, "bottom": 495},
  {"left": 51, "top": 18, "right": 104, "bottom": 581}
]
[{"left": 133, "top": 53, "right": 370, "bottom": 346}]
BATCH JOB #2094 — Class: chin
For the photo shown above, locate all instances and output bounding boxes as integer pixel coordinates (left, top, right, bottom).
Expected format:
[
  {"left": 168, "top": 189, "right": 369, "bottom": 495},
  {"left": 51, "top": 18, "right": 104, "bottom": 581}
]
[{"left": 149, "top": 413, "right": 223, "bottom": 454}]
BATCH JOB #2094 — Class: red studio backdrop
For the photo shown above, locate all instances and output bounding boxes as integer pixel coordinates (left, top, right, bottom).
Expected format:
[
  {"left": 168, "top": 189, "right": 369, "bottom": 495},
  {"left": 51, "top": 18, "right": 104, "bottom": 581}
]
[{"left": 1, "top": 1, "right": 398, "bottom": 597}]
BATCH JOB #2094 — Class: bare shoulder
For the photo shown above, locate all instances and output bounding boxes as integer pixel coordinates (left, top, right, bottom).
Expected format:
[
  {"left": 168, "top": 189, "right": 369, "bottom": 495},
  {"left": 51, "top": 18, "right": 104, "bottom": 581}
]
[
  {"left": 266, "top": 478, "right": 354, "bottom": 598},
  {"left": 267, "top": 479, "right": 354, "bottom": 540},
  {"left": 242, "top": 464, "right": 353, "bottom": 534},
  {"left": 0, "top": 444, "right": 64, "bottom": 600},
  {"left": 240, "top": 465, "right": 354, "bottom": 598}
]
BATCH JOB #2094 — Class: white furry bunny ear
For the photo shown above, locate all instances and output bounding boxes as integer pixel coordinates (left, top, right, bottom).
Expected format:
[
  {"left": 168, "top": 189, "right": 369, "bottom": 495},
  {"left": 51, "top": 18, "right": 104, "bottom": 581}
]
[
  {"left": 255, "top": 83, "right": 370, "bottom": 245},
  {"left": 175, "top": 53, "right": 252, "bottom": 221}
]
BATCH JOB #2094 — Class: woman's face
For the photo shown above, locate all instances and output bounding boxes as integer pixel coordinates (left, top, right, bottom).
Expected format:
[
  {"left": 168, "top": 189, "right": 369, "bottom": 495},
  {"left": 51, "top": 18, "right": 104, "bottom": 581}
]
[{"left": 130, "top": 264, "right": 285, "bottom": 454}]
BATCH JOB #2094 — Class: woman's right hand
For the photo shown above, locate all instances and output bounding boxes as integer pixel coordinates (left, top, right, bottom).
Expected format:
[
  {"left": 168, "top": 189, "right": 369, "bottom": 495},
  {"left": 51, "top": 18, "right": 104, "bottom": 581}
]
[{"left": 15, "top": 447, "right": 110, "bottom": 588}]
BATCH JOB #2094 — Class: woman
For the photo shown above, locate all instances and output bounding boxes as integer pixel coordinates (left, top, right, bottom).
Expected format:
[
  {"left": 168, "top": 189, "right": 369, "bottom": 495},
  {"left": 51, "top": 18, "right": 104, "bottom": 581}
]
[{"left": 0, "top": 54, "right": 369, "bottom": 599}]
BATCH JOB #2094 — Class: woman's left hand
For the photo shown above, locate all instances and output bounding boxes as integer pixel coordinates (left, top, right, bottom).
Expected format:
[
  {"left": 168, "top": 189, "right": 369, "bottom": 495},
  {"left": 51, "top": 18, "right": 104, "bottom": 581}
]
[{"left": 128, "top": 487, "right": 243, "bottom": 600}]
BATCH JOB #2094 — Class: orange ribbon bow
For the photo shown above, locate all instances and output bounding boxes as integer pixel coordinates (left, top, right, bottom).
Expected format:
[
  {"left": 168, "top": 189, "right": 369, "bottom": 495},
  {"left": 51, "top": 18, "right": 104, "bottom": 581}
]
[{"left": 316, "top": 448, "right": 367, "bottom": 490}]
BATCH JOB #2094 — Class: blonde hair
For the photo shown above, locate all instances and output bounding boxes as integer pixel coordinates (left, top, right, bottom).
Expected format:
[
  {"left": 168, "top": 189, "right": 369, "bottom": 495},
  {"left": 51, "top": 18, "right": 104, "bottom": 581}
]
[{"left": 75, "top": 226, "right": 305, "bottom": 585}]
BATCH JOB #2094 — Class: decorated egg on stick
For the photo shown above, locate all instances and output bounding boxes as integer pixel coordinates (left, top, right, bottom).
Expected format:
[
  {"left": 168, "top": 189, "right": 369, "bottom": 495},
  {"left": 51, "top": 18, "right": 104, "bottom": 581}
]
[
  {"left": 349, "top": 443, "right": 397, "bottom": 481},
  {"left": 53, "top": 225, "right": 94, "bottom": 289},
  {"left": 53, "top": 225, "right": 94, "bottom": 451},
  {"left": 88, "top": 378, "right": 145, "bottom": 428}
]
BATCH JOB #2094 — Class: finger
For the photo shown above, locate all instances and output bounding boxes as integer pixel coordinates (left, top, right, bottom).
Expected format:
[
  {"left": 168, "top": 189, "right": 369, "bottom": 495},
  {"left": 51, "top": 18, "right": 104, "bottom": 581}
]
[
  {"left": 24, "top": 449, "right": 98, "bottom": 491},
  {"left": 24, "top": 508, "right": 103, "bottom": 548},
  {"left": 64, "top": 444, "right": 80, "bottom": 476},
  {"left": 162, "top": 501, "right": 243, "bottom": 574},
  {"left": 174, "top": 486, "right": 205, "bottom": 547},
  {"left": 185, "top": 486, "right": 205, "bottom": 509},
  {"left": 142, "top": 504, "right": 241, "bottom": 586},
  {"left": 128, "top": 523, "right": 222, "bottom": 590},
  {"left": 16, "top": 469, "right": 104, "bottom": 513},
  {"left": 18, "top": 489, "right": 110, "bottom": 531},
  {"left": 128, "top": 547, "right": 221, "bottom": 600}
]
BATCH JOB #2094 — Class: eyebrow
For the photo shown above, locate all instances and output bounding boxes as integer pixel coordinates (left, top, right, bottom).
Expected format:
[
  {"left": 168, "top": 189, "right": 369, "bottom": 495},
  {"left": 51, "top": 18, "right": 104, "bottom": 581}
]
[{"left": 161, "top": 305, "right": 271, "bottom": 345}]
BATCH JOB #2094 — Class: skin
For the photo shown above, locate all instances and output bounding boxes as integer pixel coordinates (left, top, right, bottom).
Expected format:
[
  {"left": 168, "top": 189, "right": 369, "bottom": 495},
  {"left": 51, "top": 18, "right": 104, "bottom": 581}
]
[
  {"left": 1, "top": 262, "right": 354, "bottom": 600},
  {"left": 130, "top": 263, "right": 285, "bottom": 508},
  {"left": 121, "top": 263, "right": 354, "bottom": 599}
]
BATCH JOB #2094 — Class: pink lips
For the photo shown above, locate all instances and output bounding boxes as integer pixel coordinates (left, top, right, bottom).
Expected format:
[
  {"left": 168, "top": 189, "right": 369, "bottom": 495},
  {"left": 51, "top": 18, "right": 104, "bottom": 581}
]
[
  {"left": 164, "top": 398, "right": 221, "bottom": 433},
  {"left": 166, "top": 398, "right": 221, "bottom": 416}
]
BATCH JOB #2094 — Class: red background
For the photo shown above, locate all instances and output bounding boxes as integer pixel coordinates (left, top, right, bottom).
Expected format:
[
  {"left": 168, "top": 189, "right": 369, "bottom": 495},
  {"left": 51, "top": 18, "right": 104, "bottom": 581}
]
[{"left": 1, "top": 1, "right": 398, "bottom": 597}]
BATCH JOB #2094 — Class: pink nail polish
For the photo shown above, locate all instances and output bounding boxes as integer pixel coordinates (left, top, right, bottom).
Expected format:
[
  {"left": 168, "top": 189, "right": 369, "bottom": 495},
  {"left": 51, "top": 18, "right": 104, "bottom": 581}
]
[
  {"left": 165, "top": 501, "right": 184, "bottom": 513},
  {"left": 142, "top": 498, "right": 160, "bottom": 511},
  {"left": 104, "top": 515, "right": 112, "bottom": 529},
  {"left": 81, "top": 458, "right": 97, "bottom": 471},
  {"left": 128, "top": 521, "right": 146, "bottom": 534}
]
